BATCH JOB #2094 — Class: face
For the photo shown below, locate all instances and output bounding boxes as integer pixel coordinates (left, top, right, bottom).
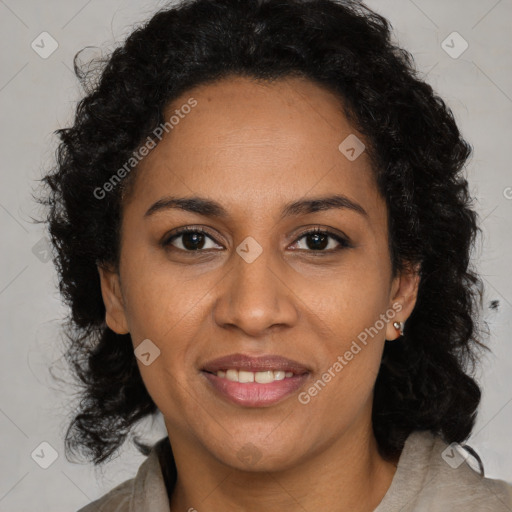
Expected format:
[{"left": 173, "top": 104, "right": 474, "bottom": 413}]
[{"left": 99, "top": 75, "right": 419, "bottom": 471}]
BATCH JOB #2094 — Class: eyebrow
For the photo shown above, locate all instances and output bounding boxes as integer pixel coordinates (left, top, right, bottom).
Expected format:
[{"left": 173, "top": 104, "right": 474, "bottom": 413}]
[{"left": 144, "top": 194, "right": 368, "bottom": 220}]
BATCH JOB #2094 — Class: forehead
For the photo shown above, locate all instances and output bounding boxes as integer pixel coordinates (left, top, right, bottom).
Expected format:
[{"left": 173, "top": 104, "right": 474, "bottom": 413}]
[{"left": 123, "top": 75, "right": 383, "bottom": 222}]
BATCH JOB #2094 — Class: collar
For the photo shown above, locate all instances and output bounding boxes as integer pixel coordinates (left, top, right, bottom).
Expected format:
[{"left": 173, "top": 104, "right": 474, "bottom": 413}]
[
  {"left": 129, "top": 433, "right": 431, "bottom": 511},
  {"left": 129, "top": 437, "right": 175, "bottom": 512}
]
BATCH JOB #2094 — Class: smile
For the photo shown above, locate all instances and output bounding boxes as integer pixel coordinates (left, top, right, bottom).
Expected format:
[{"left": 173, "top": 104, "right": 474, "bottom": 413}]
[
  {"left": 201, "top": 371, "right": 309, "bottom": 407},
  {"left": 200, "top": 353, "right": 310, "bottom": 407},
  {"left": 213, "top": 369, "right": 295, "bottom": 383}
]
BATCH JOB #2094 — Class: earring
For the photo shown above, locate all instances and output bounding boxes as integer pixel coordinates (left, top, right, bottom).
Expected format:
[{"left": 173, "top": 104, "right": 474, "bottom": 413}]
[{"left": 393, "top": 321, "right": 405, "bottom": 336}]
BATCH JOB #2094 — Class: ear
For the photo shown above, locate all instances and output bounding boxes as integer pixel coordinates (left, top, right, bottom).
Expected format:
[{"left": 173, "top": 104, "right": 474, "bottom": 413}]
[
  {"left": 385, "top": 262, "right": 421, "bottom": 341},
  {"left": 97, "top": 263, "right": 130, "bottom": 335}
]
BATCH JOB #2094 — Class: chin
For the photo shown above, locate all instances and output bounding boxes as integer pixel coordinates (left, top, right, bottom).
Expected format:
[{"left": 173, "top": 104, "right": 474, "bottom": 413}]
[{"left": 205, "top": 431, "right": 309, "bottom": 473}]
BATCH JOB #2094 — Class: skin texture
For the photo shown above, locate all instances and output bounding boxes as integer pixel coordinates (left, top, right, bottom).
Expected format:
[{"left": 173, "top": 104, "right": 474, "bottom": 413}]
[{"left": 98, "top": 75, "right": 420, "bottom": 511}]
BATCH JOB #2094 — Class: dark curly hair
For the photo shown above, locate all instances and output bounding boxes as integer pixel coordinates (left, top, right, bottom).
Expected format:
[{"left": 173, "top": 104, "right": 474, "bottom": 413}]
[{"left": 38, "top": 0, "right": 487, "bottom": 466}]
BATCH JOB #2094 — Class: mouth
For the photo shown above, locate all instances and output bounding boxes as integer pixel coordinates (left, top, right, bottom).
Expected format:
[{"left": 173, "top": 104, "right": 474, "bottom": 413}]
[
  {"left": 200, "top": 353, "right": 310, "bottom": 407},
  {"left": 206, "top": 368, "right": 297, "bottom": 383}
]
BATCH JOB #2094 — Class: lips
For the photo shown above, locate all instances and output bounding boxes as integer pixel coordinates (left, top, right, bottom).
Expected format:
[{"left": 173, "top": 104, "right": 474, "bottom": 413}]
[
  {"left": 201, "top": 353, "right": 310, "bottom": 375},
  {"left": 200, "top": 353, "right": 311, "bottom": 407}
]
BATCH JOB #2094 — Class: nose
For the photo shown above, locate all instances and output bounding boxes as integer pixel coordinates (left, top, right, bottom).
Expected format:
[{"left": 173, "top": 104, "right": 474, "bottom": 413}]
[{"left": 212, "top": 245, "right": 299, "bottom": 337}]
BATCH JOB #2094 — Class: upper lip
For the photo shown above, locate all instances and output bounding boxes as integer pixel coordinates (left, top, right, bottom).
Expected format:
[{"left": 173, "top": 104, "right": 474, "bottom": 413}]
[{"left": 201, "top": 353, "right": 310, "bottom": 375}]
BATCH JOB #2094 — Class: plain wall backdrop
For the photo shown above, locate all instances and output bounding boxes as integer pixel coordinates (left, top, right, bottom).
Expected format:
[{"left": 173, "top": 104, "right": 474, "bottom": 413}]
[{"left": 0, "top": 0, "right": 511, "bottom": 510}]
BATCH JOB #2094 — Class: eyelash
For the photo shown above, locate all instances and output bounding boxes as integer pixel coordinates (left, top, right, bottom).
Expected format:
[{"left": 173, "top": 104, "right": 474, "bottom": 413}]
[{"left": 161, "top": 226, "right": 352, "bottom": 254}]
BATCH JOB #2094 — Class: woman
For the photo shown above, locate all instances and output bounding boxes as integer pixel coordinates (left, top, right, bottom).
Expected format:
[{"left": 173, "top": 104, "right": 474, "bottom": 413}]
[{"left": 39, "top": 0, "right": 512, "bottom": 510}]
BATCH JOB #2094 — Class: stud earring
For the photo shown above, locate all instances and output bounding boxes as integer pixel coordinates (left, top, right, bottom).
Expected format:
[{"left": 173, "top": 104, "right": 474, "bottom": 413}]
[{"left": 393, "top": 321, "right": 405, "bottom": 336}]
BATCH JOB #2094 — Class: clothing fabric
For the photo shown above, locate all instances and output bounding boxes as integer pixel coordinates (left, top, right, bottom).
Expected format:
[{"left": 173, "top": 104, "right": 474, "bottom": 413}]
[{"left": 76, "top": 431, "right": 512, "bottom": 511}]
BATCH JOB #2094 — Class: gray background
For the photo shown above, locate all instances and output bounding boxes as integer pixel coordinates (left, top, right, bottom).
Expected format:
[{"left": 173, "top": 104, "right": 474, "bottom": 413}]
[{"left": 0, "top": 0, "right": 511, "bottom": 510}]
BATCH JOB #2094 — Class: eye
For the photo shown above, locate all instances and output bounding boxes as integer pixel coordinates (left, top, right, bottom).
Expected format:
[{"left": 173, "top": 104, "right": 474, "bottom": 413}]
[
  {"left": 290, "top": 228, "right": 351, "bottom": 252},
  {"left": 162, "top": 227, "right": 223, "bottom": 252},
  {"left": 161, "top": 226, "right": 352, "bottom": 253}
]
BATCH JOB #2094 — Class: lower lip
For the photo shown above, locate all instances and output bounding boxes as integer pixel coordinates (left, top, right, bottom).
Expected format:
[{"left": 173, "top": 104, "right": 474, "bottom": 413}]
[{"left": 201, "top": 371, "right": 309, "bottom": 407}]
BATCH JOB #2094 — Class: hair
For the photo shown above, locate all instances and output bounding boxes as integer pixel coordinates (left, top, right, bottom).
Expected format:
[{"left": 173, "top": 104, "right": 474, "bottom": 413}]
[{"left": 38, "top": 0, "right": 486, "bottom": 466}]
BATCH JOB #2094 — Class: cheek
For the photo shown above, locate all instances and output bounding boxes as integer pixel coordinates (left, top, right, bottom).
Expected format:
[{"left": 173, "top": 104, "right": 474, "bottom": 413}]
[
  {"left": 299, "top": 286, "right": 387, "bottom": 432},
  {"left": 120, "top": 249, "right": 212, "bottom": 342},
  {"left": 120, "top": 264, "right": 208, "bottom": 422},
  {"left": 297, "top": 258, "right": 390, "bottom": 412},
  {"left": 118, "top": 248, "right": 215, "bottom": 385},
  {"left": 302, "top": 256, "right": 391, "bottom": 340}
]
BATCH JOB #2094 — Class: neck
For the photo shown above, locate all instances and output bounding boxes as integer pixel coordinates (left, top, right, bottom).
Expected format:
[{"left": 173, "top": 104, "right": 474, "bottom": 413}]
[{"left": 165, "top": 413, "right": 399, "bottom": 512}]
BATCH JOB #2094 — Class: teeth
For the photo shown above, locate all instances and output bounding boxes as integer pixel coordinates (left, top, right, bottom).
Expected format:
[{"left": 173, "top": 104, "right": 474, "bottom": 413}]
[
  {"left": 255, "top": 371, "right": 273, "bottom": 384},
  {"left": 215, "top": 369, "right": 297, "bottom": 383},
  {"left": 226, "top": 369, "right": 238, "bottom": 382},
  {"left": 238, "top": 370, "right": 254, "bottom": 383}
]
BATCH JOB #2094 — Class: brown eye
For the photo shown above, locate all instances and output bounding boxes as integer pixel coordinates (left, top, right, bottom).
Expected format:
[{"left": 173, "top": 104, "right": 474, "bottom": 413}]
[
  {"left": 291, "top": 228, "right": 351, "bottom": 252},
  {"left": 162, "top": 228, "right": 222, "bottom": 251}
]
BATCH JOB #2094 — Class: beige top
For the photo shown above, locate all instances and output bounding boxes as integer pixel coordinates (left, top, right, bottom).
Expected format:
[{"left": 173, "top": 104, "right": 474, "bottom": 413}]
[{"left": 77, "top": 431, "right": 512, "bottom": 512}]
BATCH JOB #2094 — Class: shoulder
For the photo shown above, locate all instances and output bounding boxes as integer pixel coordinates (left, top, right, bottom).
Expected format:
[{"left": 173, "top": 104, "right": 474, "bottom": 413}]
[
  {"left": 76, "top": 478, "right": 133, "bottom": 512},
  {"left": 387, "top": 430, "right": 512, "bottom": 512},
  {"left": 421, "top": 433, "right": 512, "bottom": 511},
  {"left": 74, "top": 437, "right": 171, "bottom": 512}
]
